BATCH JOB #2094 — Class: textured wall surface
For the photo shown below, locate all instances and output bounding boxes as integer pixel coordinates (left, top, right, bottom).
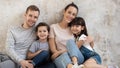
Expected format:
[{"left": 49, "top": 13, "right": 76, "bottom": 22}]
[{"left": 0, "top": 0, "right": 120, "bottom": 67}]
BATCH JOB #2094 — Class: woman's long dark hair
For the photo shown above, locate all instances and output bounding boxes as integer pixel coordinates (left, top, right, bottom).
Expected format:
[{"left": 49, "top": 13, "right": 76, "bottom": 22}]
[{"left": 69, "top": 17, "right": 88, "bottom": 38}]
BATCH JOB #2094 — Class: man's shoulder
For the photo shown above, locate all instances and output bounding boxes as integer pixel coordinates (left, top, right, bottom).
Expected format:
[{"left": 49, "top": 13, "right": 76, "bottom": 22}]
[{"left": 9, "top": 25, "right": 21, "bottom": 31}]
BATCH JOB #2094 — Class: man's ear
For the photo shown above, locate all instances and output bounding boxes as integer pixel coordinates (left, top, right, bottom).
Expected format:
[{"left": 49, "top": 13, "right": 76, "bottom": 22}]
[{"left": 24, "top": 13, "right": 27, "bottom": 17}]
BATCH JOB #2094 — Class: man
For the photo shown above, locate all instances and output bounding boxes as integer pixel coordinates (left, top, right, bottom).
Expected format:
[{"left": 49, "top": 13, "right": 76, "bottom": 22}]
[{"left": 5, "top": 5, "right": 40, "bottom": 68}]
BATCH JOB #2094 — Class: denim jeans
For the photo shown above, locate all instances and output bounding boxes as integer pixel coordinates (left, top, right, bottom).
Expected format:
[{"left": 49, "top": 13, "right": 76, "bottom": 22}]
[
  {"left": 32, "top": 50, "right": 56, "bottom": 68},
  {"left": 54, "top": 39, "right": 84, "bottom": 68},
  {"left": 66, "top": 39, "right": 84, "bottom": 64},
  {"left": 80, "top": 46, "right": 102, "bottom": 64},
  {"left": 36, "top": 62, "right": 56, "bottom": 68},
  {"left": 54, "top": 52, "right": 71, "bottom": 68}
]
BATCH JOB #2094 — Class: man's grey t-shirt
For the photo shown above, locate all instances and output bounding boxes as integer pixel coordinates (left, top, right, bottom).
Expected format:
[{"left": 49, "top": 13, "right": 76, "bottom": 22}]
[{"left": 29, "top": 40, "right": 49, "bottom": 53}]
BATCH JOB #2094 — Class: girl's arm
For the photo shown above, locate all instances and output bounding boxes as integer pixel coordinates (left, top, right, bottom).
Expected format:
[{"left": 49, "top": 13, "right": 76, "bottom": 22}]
[
  {"left": 86, "top": 36, "right": 94, "bottom": 48},
  {"left": 90, "top": 41, "right": 94, "bottom": 48},
  {"left": 27, "top": 50, "right": 42, "bottom": 59},
  {"left": 85, "top": 36, "right": 94, "bottom": 48}
]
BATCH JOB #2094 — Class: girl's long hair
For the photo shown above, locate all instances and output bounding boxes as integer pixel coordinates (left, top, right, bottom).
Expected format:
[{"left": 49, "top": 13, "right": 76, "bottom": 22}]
[
  {"left": 69, "top": 17, "right": 88, "bottom": 37},
  {"left": 35, "top": 22, "right": 50, "bottom": 40}
]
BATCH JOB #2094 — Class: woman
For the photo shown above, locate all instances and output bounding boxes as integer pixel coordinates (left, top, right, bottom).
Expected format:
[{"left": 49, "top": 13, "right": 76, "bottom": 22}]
[{"left": 49, "top": 3, "right": 84, "bottom": 68}]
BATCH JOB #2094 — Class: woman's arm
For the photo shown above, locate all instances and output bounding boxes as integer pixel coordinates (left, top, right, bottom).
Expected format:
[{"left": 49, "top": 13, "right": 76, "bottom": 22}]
[
  {"left": 49, "top": 38, "right": 58, "bottom": 53},
  {"left": 27, "top": 50, "right": 42, "bottom": 59},
  {"left": 76, "top": 40, "right": 84, "bottom": 48}
]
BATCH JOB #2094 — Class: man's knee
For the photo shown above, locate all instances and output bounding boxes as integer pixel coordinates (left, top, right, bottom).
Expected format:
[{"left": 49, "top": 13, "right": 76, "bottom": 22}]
[{"left": 0, "top": 60, "right": 16, "bottom": 68}]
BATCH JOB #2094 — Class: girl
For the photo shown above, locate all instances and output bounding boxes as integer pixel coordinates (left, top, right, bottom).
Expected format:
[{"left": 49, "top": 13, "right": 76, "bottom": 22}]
[
  {"left": 49, "top": 3, "right": 84, "bottom": 68},
  {"left": 27, "top": 22, "right": 51, "bottom": 67},
  {"left": 69, "top": 17, "right": 118, "bottom": 68}
]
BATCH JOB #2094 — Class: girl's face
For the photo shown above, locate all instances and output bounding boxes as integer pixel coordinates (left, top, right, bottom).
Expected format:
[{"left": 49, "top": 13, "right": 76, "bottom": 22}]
[
  {"left": 37, "top": 26, "right": 49, "bottom": 41},
  {"left": 70, "top": 25, "right": 84, "bottom": 35},
  {"left": 63, "top": 6, "right": 78, "bottom": 23}
]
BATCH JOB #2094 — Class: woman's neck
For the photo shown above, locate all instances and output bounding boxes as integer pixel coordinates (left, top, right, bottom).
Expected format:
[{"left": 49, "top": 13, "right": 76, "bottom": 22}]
[{"left": 59, "top": 20, "right": 68, "bottom": 29}]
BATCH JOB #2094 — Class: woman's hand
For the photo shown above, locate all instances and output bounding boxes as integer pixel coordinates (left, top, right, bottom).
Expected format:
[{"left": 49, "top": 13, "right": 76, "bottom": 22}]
[{"left": 51, "top": 49, "right": 67, "bottom": 60}]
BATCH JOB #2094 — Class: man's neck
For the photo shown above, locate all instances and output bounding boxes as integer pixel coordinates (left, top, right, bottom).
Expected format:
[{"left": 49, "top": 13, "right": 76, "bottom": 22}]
[{"left": 22, "top": 23, "right": 31, "bottom": 29}]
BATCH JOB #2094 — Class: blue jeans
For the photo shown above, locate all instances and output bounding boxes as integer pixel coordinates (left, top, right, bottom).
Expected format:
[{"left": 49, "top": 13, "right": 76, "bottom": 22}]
[
  {"left": 54, "top": 39, "right": 84, "bottom": 68},
  {"left": 32, "top": 50, "right": 56, "bottom": 68},
  {"left": 54, "top": 52, "right": 71, "bottom": 68},
  {"left": 66, "top": 39, "right": 84, "bottom": 64},
  {"left": 80, "top": 46, "right": 102, "bottom": 64}
]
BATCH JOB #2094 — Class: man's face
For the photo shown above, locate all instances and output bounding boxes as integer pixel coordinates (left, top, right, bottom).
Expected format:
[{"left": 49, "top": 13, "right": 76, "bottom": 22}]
[{"left": 25, "top": 10, "right": 39, "bottom": 27}]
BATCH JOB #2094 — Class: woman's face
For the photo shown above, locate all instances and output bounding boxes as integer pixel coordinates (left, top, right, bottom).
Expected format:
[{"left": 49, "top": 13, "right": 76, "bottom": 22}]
[{"left": 63, "top": 6, "right": 78, "bottom": 23}]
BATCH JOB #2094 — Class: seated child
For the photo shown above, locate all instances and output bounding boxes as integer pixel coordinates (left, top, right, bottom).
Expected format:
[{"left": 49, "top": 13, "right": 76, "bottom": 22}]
[{"left": 27, "top": 22, "right": 50, "bottom": 67}]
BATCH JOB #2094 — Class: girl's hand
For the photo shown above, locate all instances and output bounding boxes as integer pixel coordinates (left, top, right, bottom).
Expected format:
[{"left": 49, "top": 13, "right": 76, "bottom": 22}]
[
  {"left": 36, "top": 49, "right": 42, "bottom": 54},
  {"left": 85, "top": 36, "right": 94, "bottom": 43}
]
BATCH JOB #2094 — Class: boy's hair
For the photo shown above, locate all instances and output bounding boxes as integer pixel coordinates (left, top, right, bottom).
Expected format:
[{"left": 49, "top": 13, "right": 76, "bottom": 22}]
[
  {"left": 35, "top": 22, "right": 50, "bottom": 40},
  {"left": 69, "top": 17, "right": 88, "bottom": 36},
  {"left": 26, "top": 5, "right": 40, "bottom": 15}
]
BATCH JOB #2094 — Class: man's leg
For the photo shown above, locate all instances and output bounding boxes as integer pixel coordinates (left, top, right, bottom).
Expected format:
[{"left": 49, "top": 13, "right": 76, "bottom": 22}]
[{"left": 0, "top": 60, "right": 16, "bottom": 68}]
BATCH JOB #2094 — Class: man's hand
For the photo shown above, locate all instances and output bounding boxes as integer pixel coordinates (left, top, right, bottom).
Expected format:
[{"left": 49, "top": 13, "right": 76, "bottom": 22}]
[{"left": 20, "top": 60, "right": 33, "bottom": 68}]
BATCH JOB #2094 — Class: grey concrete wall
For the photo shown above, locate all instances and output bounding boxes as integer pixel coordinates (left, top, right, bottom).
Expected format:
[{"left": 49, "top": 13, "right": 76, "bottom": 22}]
[{"left": 0, "top": 0, "right": 120, "bottom": 67}]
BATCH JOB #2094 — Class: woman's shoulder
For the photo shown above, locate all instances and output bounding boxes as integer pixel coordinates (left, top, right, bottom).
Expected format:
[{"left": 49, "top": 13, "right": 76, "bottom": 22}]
[{"left": 50, "top": 23, "right": 58, "bottom": 27}]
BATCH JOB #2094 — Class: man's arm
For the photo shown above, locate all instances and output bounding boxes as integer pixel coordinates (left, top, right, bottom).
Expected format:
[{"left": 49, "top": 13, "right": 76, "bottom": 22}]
[{"left": 5, "top": 27, "right": 22, "bottom": 63}]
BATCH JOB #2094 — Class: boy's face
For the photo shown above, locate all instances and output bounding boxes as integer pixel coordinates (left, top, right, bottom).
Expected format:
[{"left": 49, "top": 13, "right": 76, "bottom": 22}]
[
  {"left": 70, "top": 25, "right": 84, "bottom": 35},
  {"left": 24, "top": 9, "right": 39, "bottom": 27}
]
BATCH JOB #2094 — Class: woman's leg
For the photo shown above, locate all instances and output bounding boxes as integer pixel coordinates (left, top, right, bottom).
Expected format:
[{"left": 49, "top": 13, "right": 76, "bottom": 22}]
[
  {"left": 66, "top": 39, "right": 84, "bottom": 64},
  {"left": 32, "top": 50, "right": 49, "bottom": 67},
  {"left": 54, "top": 52, "right": 72, "bottom": 68}
]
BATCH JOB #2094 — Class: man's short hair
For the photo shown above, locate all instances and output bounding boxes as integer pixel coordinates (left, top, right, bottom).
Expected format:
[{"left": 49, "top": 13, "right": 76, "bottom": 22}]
[{"left": 26, "top": 5, "right": 40, "bottom": 14}]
